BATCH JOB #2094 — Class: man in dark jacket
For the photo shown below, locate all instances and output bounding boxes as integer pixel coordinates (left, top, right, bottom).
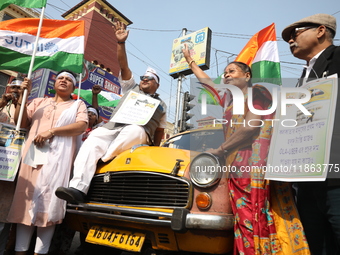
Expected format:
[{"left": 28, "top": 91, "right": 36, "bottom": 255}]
[{"left": 282, "top": 13, "right": 340, "bottom": 254}]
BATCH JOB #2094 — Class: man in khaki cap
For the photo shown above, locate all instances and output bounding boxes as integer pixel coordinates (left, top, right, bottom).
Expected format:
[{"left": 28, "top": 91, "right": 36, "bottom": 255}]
[{"left": 282, "top": 13, "right": 340, "bottom": 254}]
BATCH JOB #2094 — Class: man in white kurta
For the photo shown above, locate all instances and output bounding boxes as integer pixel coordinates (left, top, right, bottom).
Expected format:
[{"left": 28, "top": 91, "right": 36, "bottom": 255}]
[{"left": 56, "top": 21, "right": 167, "bottom": 203}]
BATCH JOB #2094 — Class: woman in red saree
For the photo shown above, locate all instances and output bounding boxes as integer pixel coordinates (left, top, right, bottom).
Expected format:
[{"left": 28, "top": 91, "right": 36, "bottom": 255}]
[{"left": 183, "top": 45, "right": 310, "bottom": 255}]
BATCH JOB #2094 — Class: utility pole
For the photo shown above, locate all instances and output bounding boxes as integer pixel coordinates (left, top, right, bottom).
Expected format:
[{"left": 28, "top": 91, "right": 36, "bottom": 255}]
[{"left": 174, "top": 28, "right": 187, "bottom": 134}]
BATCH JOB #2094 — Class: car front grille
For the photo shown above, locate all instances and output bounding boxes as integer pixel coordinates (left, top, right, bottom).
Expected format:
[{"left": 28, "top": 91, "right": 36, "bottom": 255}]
[{"left": 86, "top": 171, "right": 191, "bottom": 208}]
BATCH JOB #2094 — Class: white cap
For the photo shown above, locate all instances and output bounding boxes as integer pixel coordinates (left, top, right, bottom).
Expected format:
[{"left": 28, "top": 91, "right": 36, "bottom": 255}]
[
  {"left": 7, "top": 80, "right": 23, "bottom": 87},
  {"left": 144, "top": 67, "right": 160, "bottom": 84}
]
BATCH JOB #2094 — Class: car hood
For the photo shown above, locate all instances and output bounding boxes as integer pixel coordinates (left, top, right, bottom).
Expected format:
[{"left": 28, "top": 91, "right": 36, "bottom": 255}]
[{"left": 96, "top": 146, "right": 199, "bottom": 177}]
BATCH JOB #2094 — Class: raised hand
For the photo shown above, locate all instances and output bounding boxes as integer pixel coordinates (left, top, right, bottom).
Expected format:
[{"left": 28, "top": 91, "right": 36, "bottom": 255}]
[
  {"left": 92, "top": 84, "right": 102, "bottom": 95},
  {"left": 113, "top": 20, "right": 129, "bottom": 43}
]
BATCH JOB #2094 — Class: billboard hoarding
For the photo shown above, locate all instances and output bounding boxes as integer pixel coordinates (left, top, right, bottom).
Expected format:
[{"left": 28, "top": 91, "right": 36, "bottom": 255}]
[{"left": 169, "top": 27, "right": 212, "bottom": 78}]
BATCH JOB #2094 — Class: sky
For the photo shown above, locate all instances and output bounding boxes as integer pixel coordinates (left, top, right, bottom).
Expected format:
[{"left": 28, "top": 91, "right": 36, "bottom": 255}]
[{"left": 43, "top": 0, "right": 340, "bottom": 124}]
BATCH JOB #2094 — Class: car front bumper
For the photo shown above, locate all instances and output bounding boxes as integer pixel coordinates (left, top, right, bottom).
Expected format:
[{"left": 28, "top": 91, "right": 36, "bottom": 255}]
[{"left": 67, "top": 203, "right": 234, "bottom": 232}]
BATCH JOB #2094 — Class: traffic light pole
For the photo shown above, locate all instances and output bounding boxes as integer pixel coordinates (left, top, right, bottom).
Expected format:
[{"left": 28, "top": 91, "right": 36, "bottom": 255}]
[
  {"left": 174, "top": 74, "right": 184, "bottom": 134},
  {"left": 180, "top": 91, "right": 195, "bottom": 132},
  {"left": 174, "top": 28, "right": 187, "bottom": 134}
]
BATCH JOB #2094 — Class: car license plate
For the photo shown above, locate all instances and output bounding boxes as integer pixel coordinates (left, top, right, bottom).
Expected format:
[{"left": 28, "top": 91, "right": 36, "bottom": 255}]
[{"left": 86, "top": 225, "right": 145, "bottom": 252}]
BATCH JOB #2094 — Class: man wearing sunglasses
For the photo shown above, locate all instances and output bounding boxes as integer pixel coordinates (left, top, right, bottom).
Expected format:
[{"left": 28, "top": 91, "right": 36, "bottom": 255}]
[
  {"left": 56, "top": 21, "right": 167, "bottom": 204},
  {"left": 282, "top": 13, "right": 340, "bottom": 254}
]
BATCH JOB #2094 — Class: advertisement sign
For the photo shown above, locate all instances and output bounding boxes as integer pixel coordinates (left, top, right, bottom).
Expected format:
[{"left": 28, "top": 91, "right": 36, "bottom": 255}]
[
  {"left": 81, "top": 60, "right": 121, "bottom": 94},
  {"left": 169, "top": 27, "right": 211, "bottom": 78},
  {"left": 79, "top": 61, "right": 121, "bottom": 121},
  {"left": 265, "top": 75, "right": 338, "bottom": 181},
  {"left": 0, "top": 123, "right": 26, "bottom": 181},
  {"left": 28, "top": 68, "right": 45, "bottom": 100}
]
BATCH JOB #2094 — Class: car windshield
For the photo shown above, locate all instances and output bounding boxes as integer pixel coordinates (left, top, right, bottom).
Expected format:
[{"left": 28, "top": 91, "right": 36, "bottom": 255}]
[{"left": 162, "top": 129, "right": 224, "bottom": 152}]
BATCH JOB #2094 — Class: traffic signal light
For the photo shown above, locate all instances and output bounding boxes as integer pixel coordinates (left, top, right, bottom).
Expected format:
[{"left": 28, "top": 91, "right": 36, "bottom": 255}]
[{"left": 180, "top": 91, "right": 195, "bottom": 132}]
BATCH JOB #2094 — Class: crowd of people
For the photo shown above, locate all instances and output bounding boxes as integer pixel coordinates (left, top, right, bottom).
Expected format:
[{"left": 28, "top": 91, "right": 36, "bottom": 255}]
[
  {"left": 0, "top": 13, "right": 338, "bottom": 255},
  {"left": 0, "top": 20, "right": 166, "bottom": 255}
]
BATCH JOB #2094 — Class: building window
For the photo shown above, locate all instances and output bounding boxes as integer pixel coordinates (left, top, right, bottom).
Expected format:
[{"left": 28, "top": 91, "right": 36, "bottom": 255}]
[{"left": 2, "top": 13, "right": 14, "bottom": 21}]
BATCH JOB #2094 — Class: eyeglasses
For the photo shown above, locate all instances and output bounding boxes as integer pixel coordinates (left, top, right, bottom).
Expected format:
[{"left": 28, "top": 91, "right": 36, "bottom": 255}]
[
  {"left": 290, "top": 26, "right": 316, "bottom": 40},
  {"left": 140, "top": 76, "right": 155, "bottom": 81}
]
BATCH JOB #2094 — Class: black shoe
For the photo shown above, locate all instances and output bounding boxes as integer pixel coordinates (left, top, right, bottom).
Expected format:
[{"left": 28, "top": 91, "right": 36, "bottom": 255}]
[
  {"left": 55, "top": 187, "right": 86, "bottom": 204},
  {"left": 74, "top": 245, "right": 86, "bottom": 255}
]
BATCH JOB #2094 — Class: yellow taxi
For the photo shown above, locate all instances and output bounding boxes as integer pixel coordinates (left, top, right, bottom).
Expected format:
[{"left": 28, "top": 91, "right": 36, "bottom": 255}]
[{"left": 65, "top": 127, "right": 234, "bottom": 254}]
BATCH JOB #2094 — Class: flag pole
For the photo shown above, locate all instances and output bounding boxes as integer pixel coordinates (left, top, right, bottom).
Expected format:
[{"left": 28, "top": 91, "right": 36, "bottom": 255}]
[
  {"left": 16, "top": 7, "right": 46, "bottom": 131},
  {"left": 77, "top": 72, "right": 82, "bottom": 99}
]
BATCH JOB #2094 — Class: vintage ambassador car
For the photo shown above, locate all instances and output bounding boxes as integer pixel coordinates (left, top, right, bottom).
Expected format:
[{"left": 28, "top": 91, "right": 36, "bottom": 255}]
[{"left": 65, "top": 127, "right": 234, "bottom": 254}]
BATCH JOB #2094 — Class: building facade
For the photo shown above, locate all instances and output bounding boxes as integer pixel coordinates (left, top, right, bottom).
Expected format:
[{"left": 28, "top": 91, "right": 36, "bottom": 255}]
[{"left": 62, "top": 0, "right": 132, "bottom": 77}]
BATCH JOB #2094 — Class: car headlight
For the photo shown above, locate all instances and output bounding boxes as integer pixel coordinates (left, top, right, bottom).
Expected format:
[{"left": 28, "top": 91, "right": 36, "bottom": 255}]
[{"left": 189, "top": 153, "right": 222, "bottom": 188}]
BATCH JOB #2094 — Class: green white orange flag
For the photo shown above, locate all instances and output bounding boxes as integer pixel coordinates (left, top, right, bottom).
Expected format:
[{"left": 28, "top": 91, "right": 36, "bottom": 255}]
[
  {"left": 0, "top": 0, "right": 47, "bottom": 11},
  {"left": 72, "top": 89, "right": 121, "bottom": 108},
  {"left": 0, "top": 18, "right": 84, "bottom": 73},
  {"left": 235, "top": 23, "right": 281, "bottom": 85},
  {"left": 198, "top": 23, "right": 281, "bottom": 106}
]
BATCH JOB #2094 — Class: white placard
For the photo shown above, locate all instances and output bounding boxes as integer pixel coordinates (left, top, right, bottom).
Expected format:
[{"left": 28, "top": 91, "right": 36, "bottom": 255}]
[
  {"left": 266, "top": 75, "right": 338, "bottom": 182},
  {"left": 110, "top": 91, "right": 160, "bottom": 126},
  {"left": 0, "top": 123, "right": 26, "bottom": 181}
]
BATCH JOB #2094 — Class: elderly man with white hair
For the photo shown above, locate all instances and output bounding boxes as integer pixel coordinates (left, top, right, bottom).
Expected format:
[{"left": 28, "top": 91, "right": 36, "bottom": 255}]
[{"left": 56, "top": 21, "right": 167, "bottom": 204}]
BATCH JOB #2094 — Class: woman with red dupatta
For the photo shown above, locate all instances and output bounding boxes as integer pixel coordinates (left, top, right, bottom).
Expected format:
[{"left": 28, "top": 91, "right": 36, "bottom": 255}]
[{"left": 183, "top": 44, "right": 310, "bottom": 255}]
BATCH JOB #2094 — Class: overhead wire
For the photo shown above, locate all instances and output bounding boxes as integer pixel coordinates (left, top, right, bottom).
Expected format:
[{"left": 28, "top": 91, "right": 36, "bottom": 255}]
[
  {"left": 48, "top": 3, "right": 339, "bottom": 42},
  {"left": 59, "top": 0, "right": 72, "bottom": 9},
  {"left": 46, "top": 2, "right": 340, "bottom": 43},
  {"left": 46, "top": 3, "right": 67, "bottom": 16},
  {"left": 124, "top": 47, "right": 174, "bottom": 95},
  {"left": 126, "top": 41, "right": 172, "bottom": 80}
]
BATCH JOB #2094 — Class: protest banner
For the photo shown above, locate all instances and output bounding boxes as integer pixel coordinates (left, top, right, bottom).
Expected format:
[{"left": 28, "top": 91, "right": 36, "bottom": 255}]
[
  {"left": 266, "top": 75, "right": 338, "bottom": 181},
  {"left": 0, "top": 123, "right": 26, "bottom": 181}
]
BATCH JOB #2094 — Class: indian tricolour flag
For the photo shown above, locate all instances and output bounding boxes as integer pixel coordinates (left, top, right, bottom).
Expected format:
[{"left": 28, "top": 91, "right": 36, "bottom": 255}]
[
  {"left": 198, "top": 23, "right": 281, "bottom": 106},
  {"left": 0, "top": 0, "right": 47, "bottom": 10},
  {"left": 72, "top": 89, "right": 121, "bottom": 108},
  {"left": 235, "top": 23, "right": 281, "bottom": 85},
  {"left": 0, "top": 18, "right": 84, "bottom": 73}
]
